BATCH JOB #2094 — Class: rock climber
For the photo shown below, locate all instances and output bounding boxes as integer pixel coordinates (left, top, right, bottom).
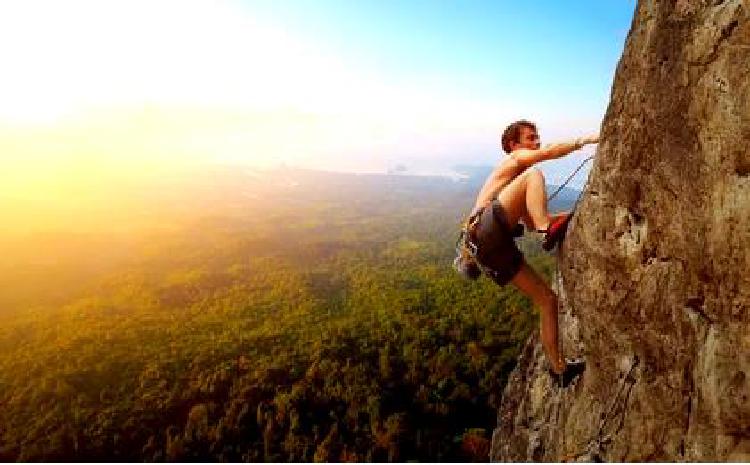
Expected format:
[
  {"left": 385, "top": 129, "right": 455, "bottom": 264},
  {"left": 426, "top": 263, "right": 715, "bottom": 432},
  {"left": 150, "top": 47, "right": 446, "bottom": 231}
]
[{"left": 455, "top": 119, "right": 598, "bottom": 387}]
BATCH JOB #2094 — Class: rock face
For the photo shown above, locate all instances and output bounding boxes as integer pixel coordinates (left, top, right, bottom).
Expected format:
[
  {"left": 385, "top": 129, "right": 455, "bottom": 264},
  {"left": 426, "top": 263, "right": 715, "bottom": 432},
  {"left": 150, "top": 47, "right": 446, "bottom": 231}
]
[{"left": 491, "top": 0, "right": 750, "bottom": 461}]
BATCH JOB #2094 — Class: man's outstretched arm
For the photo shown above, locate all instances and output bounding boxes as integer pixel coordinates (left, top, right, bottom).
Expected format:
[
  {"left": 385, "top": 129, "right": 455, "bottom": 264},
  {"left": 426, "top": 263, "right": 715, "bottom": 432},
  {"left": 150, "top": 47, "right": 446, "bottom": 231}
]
[{"left": 512, "top": 134, "right": 599, "bottom": 167}]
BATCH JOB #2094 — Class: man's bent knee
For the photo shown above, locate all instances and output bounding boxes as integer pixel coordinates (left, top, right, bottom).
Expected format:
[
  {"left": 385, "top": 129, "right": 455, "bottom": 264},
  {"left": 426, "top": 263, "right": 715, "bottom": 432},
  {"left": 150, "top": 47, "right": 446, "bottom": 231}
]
[{"left": 526, "top": 167, "right": 545, "bottom": 183}]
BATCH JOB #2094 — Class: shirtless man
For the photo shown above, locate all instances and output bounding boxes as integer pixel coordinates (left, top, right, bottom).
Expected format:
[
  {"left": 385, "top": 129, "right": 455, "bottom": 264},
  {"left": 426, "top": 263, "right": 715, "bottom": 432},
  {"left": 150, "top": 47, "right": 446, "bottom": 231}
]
[{"left": 459, "top": 120, "right": 598, "bottom": 384}]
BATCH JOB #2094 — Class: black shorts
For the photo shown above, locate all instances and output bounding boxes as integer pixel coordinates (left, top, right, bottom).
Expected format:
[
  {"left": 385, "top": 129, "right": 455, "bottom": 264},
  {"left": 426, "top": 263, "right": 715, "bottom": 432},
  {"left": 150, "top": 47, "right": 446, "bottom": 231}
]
[{"left": 470, "top": 200, "right": 524, "bottom": 285}]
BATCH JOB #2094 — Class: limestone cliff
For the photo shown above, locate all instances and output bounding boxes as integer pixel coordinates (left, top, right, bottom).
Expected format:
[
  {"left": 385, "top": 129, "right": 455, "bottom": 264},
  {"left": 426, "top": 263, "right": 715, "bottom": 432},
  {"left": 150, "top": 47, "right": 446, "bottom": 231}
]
[{"left": 490, "top": 0, "right": 750, "bottom": 461}]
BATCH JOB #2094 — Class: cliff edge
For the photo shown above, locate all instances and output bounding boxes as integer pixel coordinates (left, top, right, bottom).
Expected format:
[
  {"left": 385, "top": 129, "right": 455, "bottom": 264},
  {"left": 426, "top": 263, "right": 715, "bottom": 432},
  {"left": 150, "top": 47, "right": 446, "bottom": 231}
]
[{"left": 491, "top": 0, "right": 750, "bottom": 461}]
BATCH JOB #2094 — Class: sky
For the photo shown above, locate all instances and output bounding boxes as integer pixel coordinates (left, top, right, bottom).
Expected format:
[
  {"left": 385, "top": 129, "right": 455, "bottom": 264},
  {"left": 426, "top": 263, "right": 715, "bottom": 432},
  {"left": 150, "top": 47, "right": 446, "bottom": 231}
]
[{"left": 0, "top": 0, "right": 636, "bottom": 206}]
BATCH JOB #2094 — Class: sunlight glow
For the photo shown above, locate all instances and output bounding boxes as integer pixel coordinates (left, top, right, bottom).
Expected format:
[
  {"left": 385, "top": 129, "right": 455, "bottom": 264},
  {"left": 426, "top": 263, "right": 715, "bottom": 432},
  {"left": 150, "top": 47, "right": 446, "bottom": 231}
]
[
  {"left": 0, "top": 0, "right": 612, "bottom": 234},
  {"left": 0, "top": 0, "right": 521, "bottom": 172}
]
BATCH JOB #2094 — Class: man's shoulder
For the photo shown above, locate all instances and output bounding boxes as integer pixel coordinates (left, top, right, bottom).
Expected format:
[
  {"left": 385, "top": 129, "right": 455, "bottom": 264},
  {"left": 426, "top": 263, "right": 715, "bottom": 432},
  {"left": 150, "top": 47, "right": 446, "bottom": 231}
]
[{"left": 497, "top": 153, "right": 523, "bottom": 172}]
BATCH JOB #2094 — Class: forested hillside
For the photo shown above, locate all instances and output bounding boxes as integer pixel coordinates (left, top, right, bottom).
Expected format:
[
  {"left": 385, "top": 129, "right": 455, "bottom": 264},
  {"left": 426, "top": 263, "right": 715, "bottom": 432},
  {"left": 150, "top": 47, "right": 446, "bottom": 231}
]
[{"left": 0, "top": 167, "right": 569, "bottom": 461}]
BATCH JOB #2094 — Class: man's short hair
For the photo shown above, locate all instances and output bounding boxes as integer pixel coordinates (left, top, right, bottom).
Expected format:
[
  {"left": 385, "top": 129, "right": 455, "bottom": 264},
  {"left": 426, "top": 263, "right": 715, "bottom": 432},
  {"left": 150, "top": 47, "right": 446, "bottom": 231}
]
[{"left": 501, "top": 120, "right": 537, "bottom": 154}]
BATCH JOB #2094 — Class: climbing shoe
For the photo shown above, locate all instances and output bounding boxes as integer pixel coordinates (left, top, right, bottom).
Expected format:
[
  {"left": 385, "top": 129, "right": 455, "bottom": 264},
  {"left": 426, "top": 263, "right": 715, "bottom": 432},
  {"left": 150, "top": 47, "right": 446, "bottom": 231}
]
[
  {"left": 548, "top": 358, "right": 586, "bottom": 388},
  {"left": 541, "top": 213, "right": 572, "bottom": 251}
]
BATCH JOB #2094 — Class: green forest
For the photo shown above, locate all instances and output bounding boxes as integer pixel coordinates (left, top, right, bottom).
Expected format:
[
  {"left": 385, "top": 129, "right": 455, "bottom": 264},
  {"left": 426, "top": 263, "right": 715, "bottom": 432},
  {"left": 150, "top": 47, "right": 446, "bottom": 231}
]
[{"left": 0, "top": 167, "right": 566, "bottom": 462}]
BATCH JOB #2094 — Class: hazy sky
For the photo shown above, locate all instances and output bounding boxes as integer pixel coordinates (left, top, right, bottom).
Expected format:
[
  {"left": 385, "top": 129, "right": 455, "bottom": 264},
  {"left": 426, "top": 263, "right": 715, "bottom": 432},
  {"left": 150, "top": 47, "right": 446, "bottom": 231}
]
[{"left": 1, "top": 0, "right": 636, "bottom": 192}]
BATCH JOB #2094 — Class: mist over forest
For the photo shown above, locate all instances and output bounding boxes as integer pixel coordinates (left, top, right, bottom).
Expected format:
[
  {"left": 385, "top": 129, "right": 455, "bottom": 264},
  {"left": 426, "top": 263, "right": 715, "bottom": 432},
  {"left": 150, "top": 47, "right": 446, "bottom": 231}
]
[{"left": 0, "top": 166, "right": 578, "bottom": 461}]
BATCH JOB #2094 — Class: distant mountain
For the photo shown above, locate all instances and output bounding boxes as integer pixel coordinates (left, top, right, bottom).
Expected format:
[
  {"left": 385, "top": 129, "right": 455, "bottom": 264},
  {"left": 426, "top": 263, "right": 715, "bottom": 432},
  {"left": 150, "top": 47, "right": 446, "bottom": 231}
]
[{"left": 451, "top": 164, "right": 496, "bottom": 184}]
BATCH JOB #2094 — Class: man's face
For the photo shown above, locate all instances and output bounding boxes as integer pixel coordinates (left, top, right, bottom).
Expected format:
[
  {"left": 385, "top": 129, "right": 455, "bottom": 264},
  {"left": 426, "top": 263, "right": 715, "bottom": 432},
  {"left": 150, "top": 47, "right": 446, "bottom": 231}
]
[{"left": 516, "top": 126, "right": 541, "bottom": 151}]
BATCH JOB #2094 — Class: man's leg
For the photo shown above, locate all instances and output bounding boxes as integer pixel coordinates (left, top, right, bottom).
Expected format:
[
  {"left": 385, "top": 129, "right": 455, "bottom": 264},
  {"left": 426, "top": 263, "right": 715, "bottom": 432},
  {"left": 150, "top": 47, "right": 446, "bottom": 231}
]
[
  {"left": 497, "top": 168, "right": 551, "bottom": 230},
  {"left": 521, "top": 213, "right": 535, "bottom": 231},
  {"left": 510, "top": 262, "right": 566, "bottom": 374}
]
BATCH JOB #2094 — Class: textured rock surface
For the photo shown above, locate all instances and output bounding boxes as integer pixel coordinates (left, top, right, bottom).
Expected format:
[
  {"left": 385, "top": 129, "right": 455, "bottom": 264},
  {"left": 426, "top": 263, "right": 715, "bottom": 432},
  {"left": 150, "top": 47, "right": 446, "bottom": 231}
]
[{"left": 491, "top": 0, "right": 750, "bottom": 461}]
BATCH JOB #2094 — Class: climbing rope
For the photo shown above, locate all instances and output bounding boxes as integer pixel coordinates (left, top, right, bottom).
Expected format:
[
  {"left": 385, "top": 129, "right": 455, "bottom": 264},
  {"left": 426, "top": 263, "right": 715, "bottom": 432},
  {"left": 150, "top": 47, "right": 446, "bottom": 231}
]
[
  {"left": 551, "top": 186, "right": 640, "bottom": 463},
  {"left": 550, "top": 154, "right": 595, "bottom": 459},
  {"left": 547, "top": 155, "right": 595, "bottom": 203},
  {"left": 551, "top": 154, "right": 595, "bottom": 363}
]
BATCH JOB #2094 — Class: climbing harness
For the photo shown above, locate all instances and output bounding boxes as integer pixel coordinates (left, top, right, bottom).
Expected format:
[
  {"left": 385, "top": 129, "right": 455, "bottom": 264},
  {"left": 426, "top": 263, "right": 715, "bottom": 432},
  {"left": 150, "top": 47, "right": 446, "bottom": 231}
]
[
  {"left": 456, "top": 210, "right": 483, "bottom": 258},
  {"left": 454, "top": 203, "right": 526, "bottom": 280},
  {"left": 453, "top": 210, "right": 490, "bottom": 280}
]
